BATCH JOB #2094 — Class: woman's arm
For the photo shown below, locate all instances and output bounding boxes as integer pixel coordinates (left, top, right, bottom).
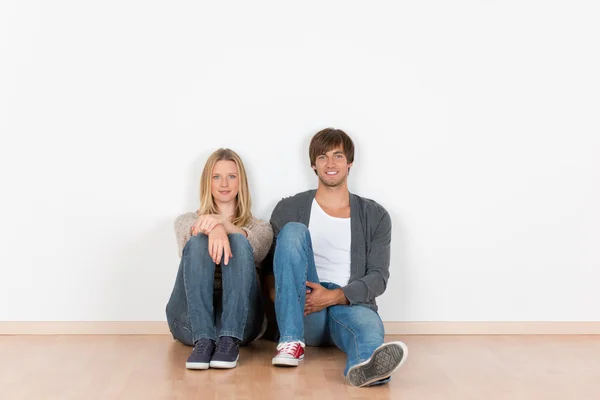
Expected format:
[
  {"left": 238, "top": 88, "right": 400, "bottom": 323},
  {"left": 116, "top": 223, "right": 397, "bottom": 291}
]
[
  {"left": 191, "top": 213, "right": 247, "bottom": 237},
  {"left": 222, "top": 219, "right": 247, "bottom": 237},
  {"left": 174, "top": 213, "right": 197, "bottom": 258},
  {"left": 242, "top": 218, "right": 274, "bottom": 263}
]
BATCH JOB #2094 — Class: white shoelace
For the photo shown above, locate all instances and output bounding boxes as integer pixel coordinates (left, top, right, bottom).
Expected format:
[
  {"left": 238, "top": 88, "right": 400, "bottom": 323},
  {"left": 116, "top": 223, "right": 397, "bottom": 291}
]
[{"left": 277, "top": 341, "right": 304, "bottom": 354}]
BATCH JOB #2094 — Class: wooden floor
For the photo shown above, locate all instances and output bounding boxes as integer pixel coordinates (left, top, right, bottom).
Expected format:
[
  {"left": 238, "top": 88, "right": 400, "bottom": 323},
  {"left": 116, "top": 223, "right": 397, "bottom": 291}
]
[{"left": 1, "top": 335, "right": 599, "bottom": 400}]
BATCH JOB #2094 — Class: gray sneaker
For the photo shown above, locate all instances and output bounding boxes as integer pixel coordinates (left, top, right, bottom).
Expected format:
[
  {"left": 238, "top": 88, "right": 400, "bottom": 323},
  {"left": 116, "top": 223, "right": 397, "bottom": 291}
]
[
  {"left": 186, "top": 338, "right": 215, "bottom": 370},
  {"left": 209, "top": 336, "right": 240, "bottom": 369},
  {"left": 346, "top": 341, "right": 408, "bottom": 387}
]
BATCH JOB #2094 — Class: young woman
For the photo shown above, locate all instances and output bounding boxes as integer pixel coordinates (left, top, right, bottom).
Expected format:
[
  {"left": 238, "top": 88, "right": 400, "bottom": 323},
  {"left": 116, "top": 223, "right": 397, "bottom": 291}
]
[{"left": 166, "top": 148, "right": 273, "bottom": 370}]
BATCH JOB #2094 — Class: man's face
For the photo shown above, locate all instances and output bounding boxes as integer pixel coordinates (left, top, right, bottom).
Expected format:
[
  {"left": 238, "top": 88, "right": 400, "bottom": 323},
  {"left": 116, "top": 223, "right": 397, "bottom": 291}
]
[{"left": 312, "top": 146, "right": 353, "bottom": 188}]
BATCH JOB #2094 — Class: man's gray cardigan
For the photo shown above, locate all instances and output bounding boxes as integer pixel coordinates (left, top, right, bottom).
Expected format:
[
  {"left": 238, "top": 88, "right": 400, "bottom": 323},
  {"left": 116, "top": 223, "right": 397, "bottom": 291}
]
[{"left": 264, "top": 189, "right": 392, "bottom": 312}]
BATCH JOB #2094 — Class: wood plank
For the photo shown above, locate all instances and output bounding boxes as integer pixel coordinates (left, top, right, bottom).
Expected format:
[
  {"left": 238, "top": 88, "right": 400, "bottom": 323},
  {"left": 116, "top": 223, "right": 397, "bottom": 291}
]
[{"left": 0, "top": 335, "right": 599, "bottom": 399}]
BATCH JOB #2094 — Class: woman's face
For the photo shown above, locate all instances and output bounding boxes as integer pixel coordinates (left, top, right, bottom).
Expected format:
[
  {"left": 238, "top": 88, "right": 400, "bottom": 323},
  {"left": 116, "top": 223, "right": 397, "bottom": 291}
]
[{"left": 211, "top": 160, "right": 239, "bottom": 205}]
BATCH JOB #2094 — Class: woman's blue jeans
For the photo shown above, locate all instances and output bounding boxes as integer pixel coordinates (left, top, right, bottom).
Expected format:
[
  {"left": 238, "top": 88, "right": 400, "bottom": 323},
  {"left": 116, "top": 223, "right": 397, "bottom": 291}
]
[{"left": 166, "top": 233, "right": 264, "bottom": 345}]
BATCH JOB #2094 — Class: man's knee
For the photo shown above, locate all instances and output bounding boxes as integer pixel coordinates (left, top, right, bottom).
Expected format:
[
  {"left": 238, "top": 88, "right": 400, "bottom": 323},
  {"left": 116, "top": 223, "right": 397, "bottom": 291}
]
[
  {"left": 277, "top": 222, "right": 309, "bottom": 245},
  {"left": 329, "top": 305, "right": 385, "bottom": 338}
]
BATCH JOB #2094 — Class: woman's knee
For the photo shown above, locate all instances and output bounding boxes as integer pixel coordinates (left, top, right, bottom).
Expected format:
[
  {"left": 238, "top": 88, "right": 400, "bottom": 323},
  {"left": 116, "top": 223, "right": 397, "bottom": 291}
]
[
  {"left": 225, "top": 234, "right": 255, "bottom": 275},
  {"left": 228, "top": 233, "right": 253, "bottom": 256},
  {"left": 183, "top": 233, "right": 209, "bottom": 255}
]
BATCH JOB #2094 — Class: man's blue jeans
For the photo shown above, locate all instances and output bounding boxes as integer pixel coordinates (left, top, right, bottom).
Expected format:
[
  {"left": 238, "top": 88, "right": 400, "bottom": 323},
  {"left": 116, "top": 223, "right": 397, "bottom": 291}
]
[
  {"left": 166, "top": 233, "right": 264, "bottom": 345},
  {"left": 274, "top": 222, "right": 385, "bottom": 376}
]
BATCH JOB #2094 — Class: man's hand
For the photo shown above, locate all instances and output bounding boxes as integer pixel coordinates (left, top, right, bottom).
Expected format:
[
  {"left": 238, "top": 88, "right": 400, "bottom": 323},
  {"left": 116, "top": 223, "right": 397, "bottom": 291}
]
[
  {"left": 192, "top": 214, "right": 224, "bottom": 236},
  {"left": 208, "top": 225, "right": 232, "bottom": 265},
  {"left": 304, "top": 282, "right": 349, "bottom": 316}
]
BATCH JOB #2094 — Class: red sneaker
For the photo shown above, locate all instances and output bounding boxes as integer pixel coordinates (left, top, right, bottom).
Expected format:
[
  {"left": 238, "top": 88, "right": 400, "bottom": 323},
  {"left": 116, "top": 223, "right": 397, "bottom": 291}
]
[{"left": 272, "top": 341, "right": 305, "bottom": 367}]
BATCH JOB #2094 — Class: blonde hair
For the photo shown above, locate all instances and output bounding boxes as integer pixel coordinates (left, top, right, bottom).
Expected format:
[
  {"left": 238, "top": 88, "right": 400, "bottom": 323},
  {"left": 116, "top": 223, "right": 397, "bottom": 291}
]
[{"left": 198, "top": 148, "right": 252, "bottom": 227}]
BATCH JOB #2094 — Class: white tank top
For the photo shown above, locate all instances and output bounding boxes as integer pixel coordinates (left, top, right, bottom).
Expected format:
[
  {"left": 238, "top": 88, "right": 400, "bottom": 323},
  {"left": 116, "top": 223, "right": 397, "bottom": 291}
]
[{"left": 308, "top": 199, "right": 351, "bottom": 287}]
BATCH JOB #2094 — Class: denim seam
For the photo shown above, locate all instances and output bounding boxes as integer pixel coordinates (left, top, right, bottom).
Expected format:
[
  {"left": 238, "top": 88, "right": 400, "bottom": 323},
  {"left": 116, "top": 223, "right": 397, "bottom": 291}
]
[
  {"left": 298, "top": 256, "right": 308, "bottom": 342},
  {"left": 218, "top": 330, "right": 243, "bottom": 341},
  {"left": 182, "top": 255, "right": 200, "bottom": 342},
  {"left": 171, "top": 318, "right": 192, "bottom": 334},
  {"left": 220, "top": 237, "right": 254, "bottom": 341},
  {"left": 239, "top": 256, "right": 254, "bottom": 339},
  {"left": 169, "top": 319, "right": 194, "bottom": 345},
  {"left": 278, "top": 335, "right": 304, "bottom": 343},
  {"left": 182, "top": 249, "right": 217, "bottom": 343},
  {"left": 302, "top": 261, "right": 308, "bottom": 302},
  {"left": 274, "top": 223, "right": 312, "bottom": 344},
  {"left": 193, "top": 333, "right": 218, "bottom": 341},
  {"left": 329, "top": 310, "right": 362, "bottom": 370}
]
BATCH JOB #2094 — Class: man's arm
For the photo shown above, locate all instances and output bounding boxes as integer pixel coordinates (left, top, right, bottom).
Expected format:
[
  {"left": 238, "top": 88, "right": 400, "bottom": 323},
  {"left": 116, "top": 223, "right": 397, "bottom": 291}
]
[{"left": 341, "top": 210, "right": 392, "bottom": 305}]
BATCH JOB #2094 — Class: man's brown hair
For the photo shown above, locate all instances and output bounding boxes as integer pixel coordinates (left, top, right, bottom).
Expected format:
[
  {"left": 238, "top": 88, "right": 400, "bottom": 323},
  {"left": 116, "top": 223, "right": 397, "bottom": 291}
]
[{"left": 309, "top": 128, "right": 355, "bottom": 173}]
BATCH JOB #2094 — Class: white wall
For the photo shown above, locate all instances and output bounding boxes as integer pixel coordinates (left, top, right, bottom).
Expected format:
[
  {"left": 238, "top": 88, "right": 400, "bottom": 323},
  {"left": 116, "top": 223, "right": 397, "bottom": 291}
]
[{"left": 1, "top": 0, "right": 599, "bottom": 322}]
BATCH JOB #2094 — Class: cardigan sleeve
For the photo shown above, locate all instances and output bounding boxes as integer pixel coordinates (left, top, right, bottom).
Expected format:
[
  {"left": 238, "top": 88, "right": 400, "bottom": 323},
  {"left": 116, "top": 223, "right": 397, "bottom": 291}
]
[
  {"left": 174, "top": 212, "right": 197, "bottom": 258},
  {"left": 341, "top": 210, "right": 391, "bottom": 304}
]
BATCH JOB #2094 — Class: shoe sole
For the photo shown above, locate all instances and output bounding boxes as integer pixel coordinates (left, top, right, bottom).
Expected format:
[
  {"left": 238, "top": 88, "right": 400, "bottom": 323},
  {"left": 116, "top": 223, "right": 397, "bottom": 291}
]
[
  {"left": 209, "top": 355, "right": 239, "bottom": 369},
  {"left": 272, "top": 355, "right": 304, "bottom": 367},
  {"left": 346, "top": 341, "right": 408, "bottom": 387},
  {"left": 186, "top": 362, "right": 209, "bottom": 370}
]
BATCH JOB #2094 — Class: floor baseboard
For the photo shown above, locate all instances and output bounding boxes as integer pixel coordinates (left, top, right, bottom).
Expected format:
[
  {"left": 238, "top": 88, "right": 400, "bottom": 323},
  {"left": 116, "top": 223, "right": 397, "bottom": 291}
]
[
  {"left": 383, "top": 321, "right": 600, "bottom": 335},
  {"left": 1, "top": 321, "right": 599, "bottom": 335}
]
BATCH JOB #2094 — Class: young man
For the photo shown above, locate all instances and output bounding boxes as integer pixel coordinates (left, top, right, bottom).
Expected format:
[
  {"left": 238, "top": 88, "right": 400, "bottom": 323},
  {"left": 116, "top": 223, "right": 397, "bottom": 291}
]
[{"left": 264, "top": 128, "right": 408, "bottom": 387}]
